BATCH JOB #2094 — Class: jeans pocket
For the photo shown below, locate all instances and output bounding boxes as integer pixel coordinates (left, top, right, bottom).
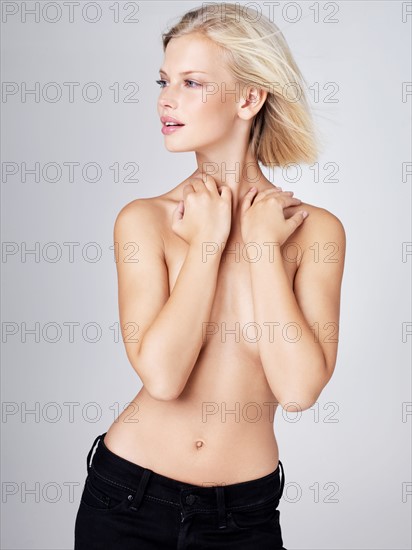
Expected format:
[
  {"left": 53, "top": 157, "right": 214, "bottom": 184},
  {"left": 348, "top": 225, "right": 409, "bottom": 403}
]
[
  {"left": 80, "top": 470, "right": 134, "bottom": 513},
  {"left": 227, "top": 498, "right": 281, "bottom": 531}
]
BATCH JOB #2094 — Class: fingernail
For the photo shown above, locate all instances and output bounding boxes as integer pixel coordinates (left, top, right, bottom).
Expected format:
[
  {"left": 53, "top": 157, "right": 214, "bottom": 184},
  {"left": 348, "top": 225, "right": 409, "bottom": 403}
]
[{"left": 302, "top": 211, "right": 308, "bottom": 218}]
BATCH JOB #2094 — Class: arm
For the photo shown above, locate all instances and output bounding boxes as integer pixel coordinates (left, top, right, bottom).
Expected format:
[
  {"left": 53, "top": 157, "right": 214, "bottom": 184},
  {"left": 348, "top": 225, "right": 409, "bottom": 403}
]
[
  {"left": 114, "top": 200, "right": 223, "bottom": 401},
  {"left": 248, "top": 208, "right": 346, "bottom": 411}
]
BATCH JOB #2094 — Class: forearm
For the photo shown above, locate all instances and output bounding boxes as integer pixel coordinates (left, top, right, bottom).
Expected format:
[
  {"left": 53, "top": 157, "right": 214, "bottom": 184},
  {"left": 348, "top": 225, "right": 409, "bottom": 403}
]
[
  {"left": 249, "top": 243, "right": 327, "bottom": 410},
  {"left": 138, "top": 241, "right": 222, "bottom": 400}
]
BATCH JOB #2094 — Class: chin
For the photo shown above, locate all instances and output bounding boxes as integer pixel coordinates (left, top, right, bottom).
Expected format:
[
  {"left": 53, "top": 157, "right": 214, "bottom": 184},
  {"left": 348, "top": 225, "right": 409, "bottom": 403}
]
[{"left": 164, "top": 143, "right": 195, "bottom": 153}]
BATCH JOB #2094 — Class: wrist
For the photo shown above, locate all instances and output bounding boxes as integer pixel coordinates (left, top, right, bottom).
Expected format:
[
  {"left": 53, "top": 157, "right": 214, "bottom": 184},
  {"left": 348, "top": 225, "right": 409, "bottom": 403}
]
[
  {"left": 189, "top": 239, "right": 224, "bottom": 262},
  {"left": 243, "top": 235, "right": 282, "bottom": 248},
  {"left": 244, "top": 239, "right": 283, "bottom": 263}
]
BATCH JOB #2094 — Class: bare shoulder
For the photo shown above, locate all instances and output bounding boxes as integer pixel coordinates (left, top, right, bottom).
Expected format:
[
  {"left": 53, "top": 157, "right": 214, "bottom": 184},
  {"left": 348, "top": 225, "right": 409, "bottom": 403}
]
[
  {"left": 113, "top": 175, "right": 192, "bottom": 245},
  {"left": 295, "top": 201, "right": 346, "bottom": 247},
  {"left": 286, "top": 201, "right": 346, "bottom": 273},
  {"left": 114, "top": 196, "right": 165, "bottom": 227},
  {"left": 113, "top": 194, "right": 175, "bottom": 250}
]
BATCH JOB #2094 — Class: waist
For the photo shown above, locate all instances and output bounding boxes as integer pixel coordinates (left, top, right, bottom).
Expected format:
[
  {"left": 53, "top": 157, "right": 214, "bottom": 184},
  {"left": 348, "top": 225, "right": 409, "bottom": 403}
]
[
  {"left": 104, "top": 418, "right": 279, "bottom": 485},
  {"left": 90, "top": 432, "right": 284, "bottom": 510}
]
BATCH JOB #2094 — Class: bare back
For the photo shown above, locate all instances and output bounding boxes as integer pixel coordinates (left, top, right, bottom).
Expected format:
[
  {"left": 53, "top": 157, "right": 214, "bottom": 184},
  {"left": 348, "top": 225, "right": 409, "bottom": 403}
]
[{"left": 104, "top": 181, "right": 312, "bottom": 486}]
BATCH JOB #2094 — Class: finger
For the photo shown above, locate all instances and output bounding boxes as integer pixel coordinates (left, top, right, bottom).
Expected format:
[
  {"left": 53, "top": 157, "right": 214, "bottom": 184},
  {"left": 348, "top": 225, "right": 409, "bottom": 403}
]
[
  {"left": 286, "top": 210, "right": 309, "bottom": 231},
  {"left": 202, "top": 174, "right": 220, "bottom": 195},
  {"left": 259, "top": 187, "right": 283, "bottom": 197},
  {"left": 190, "top": 173, "right": 215, "bottom": 194},
  {"left": 251, "top": 187, "right": 282, "bottom": 205},
  {"left": 190, "top": 178, "right": 205, "bottom": 193},
  {"left": 183, "top": 183, "right": 195, "bottom": 200},
  {"left": 268, "top": 193, "right": 301, "bottom": 208},
  {"left": 281, "top": 195, "right": 302, "bottom": 207},
  {"left": 283, "top": 204, "right": 302, "bottom": 218},
  {"left": 240, "top": 187, "right": 258, "bottom": 215},
  {"left": 172, "top": 200, "right": 185, "bottom": 224},
  {"left": 264, "top": 189, "right": 297, "bottom": 199},
  {"left": 219, "top": 185, "right": 232, "bottom": 202}
]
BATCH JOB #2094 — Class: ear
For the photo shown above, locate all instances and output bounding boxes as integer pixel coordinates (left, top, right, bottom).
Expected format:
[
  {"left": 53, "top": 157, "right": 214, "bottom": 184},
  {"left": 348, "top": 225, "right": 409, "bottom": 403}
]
[{"left": 237, "top": 85, "right": 267, "bottom": 121}]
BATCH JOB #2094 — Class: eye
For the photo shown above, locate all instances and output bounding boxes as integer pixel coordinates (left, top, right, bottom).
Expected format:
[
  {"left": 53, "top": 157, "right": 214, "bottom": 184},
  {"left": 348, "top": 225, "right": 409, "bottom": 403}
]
[
  {"left": 184, "top": 80, "right": 201, "bottom": 88},
  {"left": 155, "top": 79, "right": 201, "bottom": 89}
]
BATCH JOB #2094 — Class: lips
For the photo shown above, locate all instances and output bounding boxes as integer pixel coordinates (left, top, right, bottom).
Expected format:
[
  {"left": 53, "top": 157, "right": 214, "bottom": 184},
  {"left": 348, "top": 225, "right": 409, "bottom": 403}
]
[{"left": 161, "top": 115, "right": 185, "bottom": 126}]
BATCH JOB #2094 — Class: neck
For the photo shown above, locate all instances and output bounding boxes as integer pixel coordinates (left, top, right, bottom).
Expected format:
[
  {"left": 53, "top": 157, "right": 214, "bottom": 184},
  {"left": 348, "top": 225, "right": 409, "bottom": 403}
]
[{"left": 191, "top": 145, "right": 271, "bottom": 210}]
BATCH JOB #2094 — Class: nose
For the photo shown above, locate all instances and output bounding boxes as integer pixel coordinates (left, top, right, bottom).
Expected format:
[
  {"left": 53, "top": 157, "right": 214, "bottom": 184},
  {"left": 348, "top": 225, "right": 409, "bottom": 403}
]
[
  {"left": 159, "top": 94, "right": 177, "bottom": 110},
  {"left": 158, "top": 84, "right": 179, "bottom": 110},
  {"left": 159, "top": 97, "right": 175, "bottom": 110}
]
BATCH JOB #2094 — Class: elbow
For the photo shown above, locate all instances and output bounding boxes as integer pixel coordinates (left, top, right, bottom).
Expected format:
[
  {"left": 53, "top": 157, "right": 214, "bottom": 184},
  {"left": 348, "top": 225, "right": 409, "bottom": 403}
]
[
  {"left": 146, "top": 382, "right": 183, "bottom": 402},
  {"left": 276, "top": 359, "right": 330, "bottom": 412},
  {"left": 148, "top": 369, "right": 188, "bottom": 401},
  {"left": 277, "top": 394, "right": 318, "bottom": 412},
  {"left": 277, "top": 381, "right": 328, "bottom": 412},
  {"left": 135, "top": 352, "right": 184, "bottom": 402},
  {"left": 276, "top": 383, "right": 325, "bottom": 413},
  {"left": 133, "top": 343, "right": 189, "bottom": 401}
]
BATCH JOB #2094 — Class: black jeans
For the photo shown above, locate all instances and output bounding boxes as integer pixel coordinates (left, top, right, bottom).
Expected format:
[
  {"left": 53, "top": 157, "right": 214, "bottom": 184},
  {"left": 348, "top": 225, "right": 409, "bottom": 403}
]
[{"left": 74, "top": 432, "right": 287, "bottom": 549}]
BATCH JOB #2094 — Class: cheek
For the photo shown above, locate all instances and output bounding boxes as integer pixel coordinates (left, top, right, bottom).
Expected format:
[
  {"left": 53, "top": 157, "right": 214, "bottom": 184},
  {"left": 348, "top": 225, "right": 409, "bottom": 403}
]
[{"left": 195, "top": 92, "right": 235, "bottom": 128}]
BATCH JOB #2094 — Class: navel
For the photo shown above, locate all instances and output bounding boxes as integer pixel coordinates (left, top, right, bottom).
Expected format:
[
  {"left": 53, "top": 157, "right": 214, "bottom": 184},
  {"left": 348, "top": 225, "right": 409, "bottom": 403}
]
[{"left": 195, "top": 439, "right": 205, "bottom": 449}]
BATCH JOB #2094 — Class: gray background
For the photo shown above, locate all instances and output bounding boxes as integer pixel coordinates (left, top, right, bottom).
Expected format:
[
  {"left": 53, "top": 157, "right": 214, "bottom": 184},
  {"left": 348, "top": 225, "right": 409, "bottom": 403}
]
[{"left": 1, "top": 1, "right": 411, "bottom": 548}]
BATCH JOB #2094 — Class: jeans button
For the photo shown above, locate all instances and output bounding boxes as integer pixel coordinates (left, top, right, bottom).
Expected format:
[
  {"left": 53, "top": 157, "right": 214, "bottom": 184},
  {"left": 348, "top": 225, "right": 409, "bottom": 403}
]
[{"left": 185, "top": 494, "right": 196, "bottom": 505}]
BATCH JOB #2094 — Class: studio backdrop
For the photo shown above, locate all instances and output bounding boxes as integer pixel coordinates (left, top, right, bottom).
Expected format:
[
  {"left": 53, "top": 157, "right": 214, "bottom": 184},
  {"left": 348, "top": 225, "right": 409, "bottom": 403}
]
[{"left": 1, "top": 1, "right": 411, "bottom": 549}]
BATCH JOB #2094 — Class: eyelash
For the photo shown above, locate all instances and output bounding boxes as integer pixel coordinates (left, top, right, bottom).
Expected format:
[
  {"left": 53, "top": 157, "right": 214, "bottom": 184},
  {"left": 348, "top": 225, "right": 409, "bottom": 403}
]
[{"left": 155, "top": 79, "right": 201, "bottom": 89}]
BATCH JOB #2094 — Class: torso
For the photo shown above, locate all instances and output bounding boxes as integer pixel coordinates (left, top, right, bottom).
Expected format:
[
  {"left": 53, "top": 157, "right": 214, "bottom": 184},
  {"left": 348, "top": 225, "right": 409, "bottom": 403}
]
[{"left": 104, "top": 179, "right": 315, "bottom": 486}]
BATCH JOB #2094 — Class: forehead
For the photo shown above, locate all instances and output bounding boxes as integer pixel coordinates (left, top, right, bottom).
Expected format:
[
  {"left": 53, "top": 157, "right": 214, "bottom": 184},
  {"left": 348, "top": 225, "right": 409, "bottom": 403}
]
[{"left": 162, "top": 33, "right": 223, "bottom": 72}]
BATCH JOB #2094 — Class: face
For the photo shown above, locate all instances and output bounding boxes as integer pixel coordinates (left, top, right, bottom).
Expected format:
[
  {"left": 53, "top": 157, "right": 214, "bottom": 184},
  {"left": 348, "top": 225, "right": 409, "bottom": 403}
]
[{"left": 157, "top": 33, "right": 244, "bottom": 153}]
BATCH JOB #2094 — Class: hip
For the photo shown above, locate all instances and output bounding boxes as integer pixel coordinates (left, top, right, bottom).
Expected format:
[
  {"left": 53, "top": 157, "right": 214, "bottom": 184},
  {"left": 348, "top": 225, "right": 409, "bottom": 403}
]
[
  {"left": 74, "top": 431, "right": 287, "bottom": 549},
  {"left": 104, "top": 415, "right": 280, "bottom": 485}
]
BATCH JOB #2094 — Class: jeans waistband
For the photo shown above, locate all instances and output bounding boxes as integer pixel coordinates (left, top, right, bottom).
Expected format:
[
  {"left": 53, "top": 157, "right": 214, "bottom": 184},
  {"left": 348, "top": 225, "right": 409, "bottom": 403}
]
[{"left": 86, "top": 432, "right": 285, "bottom": 527}]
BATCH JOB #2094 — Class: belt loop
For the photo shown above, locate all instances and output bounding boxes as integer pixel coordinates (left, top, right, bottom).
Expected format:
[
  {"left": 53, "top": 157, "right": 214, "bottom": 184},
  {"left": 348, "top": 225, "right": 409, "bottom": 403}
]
[
  {"left": 129, "top": 469, "right": 151, "bottom": 512},
  {"left": 278, "top": 460, "right": 285, "bottom": 500},
  {"left": 86, "top": 432, "right": 106, "bottom": 474},
  {"left": 215, "top": 486, "right": 227, "bottom": 529}
]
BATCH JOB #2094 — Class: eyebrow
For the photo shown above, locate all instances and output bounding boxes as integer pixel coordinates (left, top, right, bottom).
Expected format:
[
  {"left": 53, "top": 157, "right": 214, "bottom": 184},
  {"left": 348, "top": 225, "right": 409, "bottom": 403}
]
[{"left": 158, "top": 69, "right": 209, "bottom": 76}]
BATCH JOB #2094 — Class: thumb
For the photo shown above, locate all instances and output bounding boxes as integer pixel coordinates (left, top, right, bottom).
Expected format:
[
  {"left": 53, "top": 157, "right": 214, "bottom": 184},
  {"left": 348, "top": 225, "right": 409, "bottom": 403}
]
[
  {"left": 172, "top": 200, "right": 185, "bottom": 224},
  {"left": 240, "top": 187, "right": 257, "bottom": 215}
]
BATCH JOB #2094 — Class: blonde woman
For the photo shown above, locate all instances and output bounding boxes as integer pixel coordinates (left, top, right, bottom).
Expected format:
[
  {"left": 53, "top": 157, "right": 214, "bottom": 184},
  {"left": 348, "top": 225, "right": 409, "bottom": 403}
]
[{"left": 74, "top": 3, "right": 346, "bottom": 549}]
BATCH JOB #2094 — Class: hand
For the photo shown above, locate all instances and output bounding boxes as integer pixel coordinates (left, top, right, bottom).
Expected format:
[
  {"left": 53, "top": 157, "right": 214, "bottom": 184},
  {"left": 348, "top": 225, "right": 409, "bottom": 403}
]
[
  {"left": 171, "top": 174, "right": 232, "bottom": 246},
  {"left": 240, "top": 187, "right": 308, "bottom": 246}
]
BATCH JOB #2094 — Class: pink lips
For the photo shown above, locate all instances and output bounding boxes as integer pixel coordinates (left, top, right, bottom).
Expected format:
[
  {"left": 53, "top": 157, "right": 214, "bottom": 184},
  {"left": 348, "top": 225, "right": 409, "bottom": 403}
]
[
  {"left": 161, "top": 115, "right": 184, "bottom": 125},
  {"left": 161, "top": 115, "right": 185, "bottom": 135},
  {"left": 162, "top": 125, "right": 184, "bottom": 135},
  {"left": 160, "top": 116, "right": 184, "bottom": 136}
]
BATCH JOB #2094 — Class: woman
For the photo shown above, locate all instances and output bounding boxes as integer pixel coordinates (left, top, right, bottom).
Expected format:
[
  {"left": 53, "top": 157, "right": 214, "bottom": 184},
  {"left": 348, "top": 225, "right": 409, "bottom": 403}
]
[{"left": 74, "top": 3, "right": 346, "bottom": 548}]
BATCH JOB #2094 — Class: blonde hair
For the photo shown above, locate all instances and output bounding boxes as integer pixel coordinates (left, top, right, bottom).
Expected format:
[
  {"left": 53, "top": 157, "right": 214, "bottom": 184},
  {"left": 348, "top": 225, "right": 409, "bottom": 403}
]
[{"left": 161, "top": 2, "right": 321, "bottom": 167}]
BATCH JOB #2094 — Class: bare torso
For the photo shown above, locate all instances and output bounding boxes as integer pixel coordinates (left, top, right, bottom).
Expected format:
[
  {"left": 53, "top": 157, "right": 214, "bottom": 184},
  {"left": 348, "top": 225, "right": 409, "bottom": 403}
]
[{"left": 104, "top": 178, "right": 313, "bottom": 486}]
